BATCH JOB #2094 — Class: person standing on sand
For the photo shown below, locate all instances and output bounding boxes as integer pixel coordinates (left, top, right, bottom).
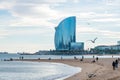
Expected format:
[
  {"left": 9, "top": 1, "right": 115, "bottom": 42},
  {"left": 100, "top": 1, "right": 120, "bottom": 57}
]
[
  {"left": 118, "top": 58, "right": 120, "bottom": 63},
  {"left": 112, "top": 61, "right": 116, "bottom": 70}
]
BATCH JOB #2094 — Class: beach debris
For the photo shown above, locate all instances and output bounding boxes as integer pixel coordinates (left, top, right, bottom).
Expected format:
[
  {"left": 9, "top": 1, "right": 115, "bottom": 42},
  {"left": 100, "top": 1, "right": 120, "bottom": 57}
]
[
  {"left": 91, "top": 60, "right": 96, "bottom": 63},
  {"left": 88, "top": 73, "right": 96, "bottom": 78}
]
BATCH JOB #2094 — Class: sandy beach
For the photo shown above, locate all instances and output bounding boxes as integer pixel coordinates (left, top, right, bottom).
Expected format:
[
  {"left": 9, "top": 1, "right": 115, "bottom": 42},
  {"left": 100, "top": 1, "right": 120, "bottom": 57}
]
[{"left": 14, "top": 58, "right": 120, "bottom": 80}]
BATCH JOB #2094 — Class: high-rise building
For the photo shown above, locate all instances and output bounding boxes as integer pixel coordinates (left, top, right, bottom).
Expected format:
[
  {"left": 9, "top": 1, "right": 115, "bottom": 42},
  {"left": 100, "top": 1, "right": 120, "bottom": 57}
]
[{"left": 54, "top": 16, "right": 76, "bottom": 50}]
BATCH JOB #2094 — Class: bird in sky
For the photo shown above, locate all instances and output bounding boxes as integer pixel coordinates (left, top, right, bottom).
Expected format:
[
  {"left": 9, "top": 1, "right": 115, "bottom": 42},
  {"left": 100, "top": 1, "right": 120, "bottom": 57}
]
[{"left": 88, "top": 37, "right": 98, "bottom": 43}]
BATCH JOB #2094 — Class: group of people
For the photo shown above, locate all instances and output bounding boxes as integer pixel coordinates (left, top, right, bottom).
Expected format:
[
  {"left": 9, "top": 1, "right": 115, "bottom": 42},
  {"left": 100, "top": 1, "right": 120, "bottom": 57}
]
[
  {"left": 19, "top": 56, "right": 24, "bottom": 60},
  {"left": 112, "top": 58, "right": 119, "bottom": 70},
  {"left": 91, "top": 57, "right": 99, "bottom": 63},
  {"left": 73, "top": 56, "right": 84, "bottom": 61},
  {"left": 74, "top": 55, "right": 99, "bottom": 62}
]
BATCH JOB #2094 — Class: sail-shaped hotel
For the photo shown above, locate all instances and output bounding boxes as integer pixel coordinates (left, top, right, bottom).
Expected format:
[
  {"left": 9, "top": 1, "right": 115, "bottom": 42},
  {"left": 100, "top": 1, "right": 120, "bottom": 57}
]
[{"left": 54, "top": 16, "right": 84, "bottom": 50}]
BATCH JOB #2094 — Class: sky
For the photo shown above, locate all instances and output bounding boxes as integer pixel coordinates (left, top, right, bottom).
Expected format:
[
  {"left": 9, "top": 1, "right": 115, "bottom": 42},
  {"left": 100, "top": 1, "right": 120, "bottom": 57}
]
[{"left": 0, "top": 0, "right": 120, "bottom": 53}]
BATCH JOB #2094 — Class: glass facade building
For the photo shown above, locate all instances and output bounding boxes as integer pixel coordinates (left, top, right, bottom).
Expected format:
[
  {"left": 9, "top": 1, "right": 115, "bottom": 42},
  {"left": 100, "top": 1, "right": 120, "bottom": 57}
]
[
  {"left": 54, "top": 16, "right": 76, "bottom": 50},
  {"left": 70, "top": 42, "right": 84, "bottom": 50}
]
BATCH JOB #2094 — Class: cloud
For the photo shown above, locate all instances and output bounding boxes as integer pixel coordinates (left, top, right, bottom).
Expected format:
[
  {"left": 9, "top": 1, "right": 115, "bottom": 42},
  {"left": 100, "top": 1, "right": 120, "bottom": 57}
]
[
  {"left": 8, "top": 27, "right": 54, "bottom": 36},
  {"left": 0, "top": 0, "right": 119, "bottom": 27},
  {"left": 91, "top": 18, "right": 120, "bottom": 22},
  {"left": 0, "top": 43, "right": 54, "bottom": 53},
  {"left": 9, "top": 17, "right": 56, "bottom": 27},
  {"left": 0, "top": 29, "right": 9, "bottom": 38},
  {"left": 77, "top": 26, "right": 120, "bottom": 39},
  {"left": 10, "top": 4, "right": 58, "bottom": 18},
  {"left": 105, "top": 0, "right": 120, "bottom": 6},
  {"left": 0, "top": 0, "right": 63, "bottom": 27},
  {"left": 73, "top": 0, "right": 80, "bottom": 3},
  {"left": 77, "top": 26, "right": 98, "bottom": 33},
  {"left": 0, "top": 1, "right": 69, "bottom": 27},
  {"left": 0, "top": 1, "right": 15, "bottom": 9},
  {"left": 77, "top": 12, "right": 118, "bottom": 19},
  {"left": 101, "top": 31, "right": 120, "bottom": 38},
  {"left": 16, "top": 0, "right": 67, "bottom": 4}
]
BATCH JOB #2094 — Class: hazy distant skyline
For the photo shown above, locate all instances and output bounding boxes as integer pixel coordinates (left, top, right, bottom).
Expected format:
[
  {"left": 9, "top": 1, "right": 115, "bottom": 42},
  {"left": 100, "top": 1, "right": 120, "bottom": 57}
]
[{"left": 0, "top": 0, "right": 120, "bottom": 53}]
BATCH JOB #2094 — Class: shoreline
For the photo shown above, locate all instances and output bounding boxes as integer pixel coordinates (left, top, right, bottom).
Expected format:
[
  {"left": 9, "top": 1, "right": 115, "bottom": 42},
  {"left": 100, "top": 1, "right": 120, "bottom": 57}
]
[{"left": 14, "top": 58, "right": 120, "bottom": 80}]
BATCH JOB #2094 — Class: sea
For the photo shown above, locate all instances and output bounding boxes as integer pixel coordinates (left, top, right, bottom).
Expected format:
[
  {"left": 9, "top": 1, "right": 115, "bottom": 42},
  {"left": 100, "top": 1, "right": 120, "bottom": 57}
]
[
  {"left": 0, "top": 54, "right": 120, "bottom": 60},
  {"left": 0, "top": 54, "right": 82, "bottom": 80},
  {"left": 0, "top": 54, "right": 120, "bottom": 80},
  {"left": 0, "top": 61, "right": 81, "bottom": 80}
]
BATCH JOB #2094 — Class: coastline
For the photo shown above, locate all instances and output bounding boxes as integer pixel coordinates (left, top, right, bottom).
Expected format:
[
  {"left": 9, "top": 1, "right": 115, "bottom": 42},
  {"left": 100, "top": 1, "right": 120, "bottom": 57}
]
[{"left": 14, "top": 58, "right": 120, "bottom": 80}]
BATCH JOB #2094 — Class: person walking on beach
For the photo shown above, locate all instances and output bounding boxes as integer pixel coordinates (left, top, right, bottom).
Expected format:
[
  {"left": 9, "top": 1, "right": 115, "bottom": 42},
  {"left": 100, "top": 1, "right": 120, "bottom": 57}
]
[
  {"left": 115, "top": 59, "right": 118, "bottom": 68},
  {"left": 112, "top": 55, "right": 113, "bottom": 58},
  {"left": 80, "top": 55, "right": 84, "bottom": 61},
  {"left": 82, "top": 55, "right": 84, "bottom": 60},
  {"left": 61, "top": 56, "right": 63, "bottom": 60},
  {"left": 112, "top": 61, "right": 116, "bottom": 70},
  {"left": 93, "top": 55, "right": 95, "bottom": 58},
  {"left": 96, "top": 57, "right": 99, "bottom": 61},
  {"left": 74, "top": 56, "right": 77, "bottom": 60},
  {"left": 21, "top": 56, "right": 24, "bottom": 60}
]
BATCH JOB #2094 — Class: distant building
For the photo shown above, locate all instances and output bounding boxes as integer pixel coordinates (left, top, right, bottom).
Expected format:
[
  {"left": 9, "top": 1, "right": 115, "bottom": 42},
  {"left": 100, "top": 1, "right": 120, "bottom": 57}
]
[
  {"left": 70, "top": 42, "right": 84, "bottom": 50},
  {"left": 0, "top": 52, "right": 8, "bottom": 54},
  {"left": 95, "top": 45, "right": 120, "bottom": 50},
  {"left": 54, "top": 16, "right": 84, "bottom": 50},
  {"left": 117, "top": 41, "right": 120, "bottom": 45}
]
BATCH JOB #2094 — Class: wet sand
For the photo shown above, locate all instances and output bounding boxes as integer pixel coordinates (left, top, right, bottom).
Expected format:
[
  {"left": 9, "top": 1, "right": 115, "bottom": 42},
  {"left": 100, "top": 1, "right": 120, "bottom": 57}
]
[{"left": 14, "top": 58, "right": 120, "bottom": 80}]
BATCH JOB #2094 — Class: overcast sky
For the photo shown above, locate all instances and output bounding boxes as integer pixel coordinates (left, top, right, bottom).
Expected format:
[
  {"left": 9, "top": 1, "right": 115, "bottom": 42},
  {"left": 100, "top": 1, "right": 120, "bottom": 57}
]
[{"left": 0, "top": 0, "right": 120, "bottom": 53}]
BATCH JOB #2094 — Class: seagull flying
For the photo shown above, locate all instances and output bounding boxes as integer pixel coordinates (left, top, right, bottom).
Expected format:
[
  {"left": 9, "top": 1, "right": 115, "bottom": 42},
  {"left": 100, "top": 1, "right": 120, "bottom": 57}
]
[{"left": 88, "top": 37, "right": 98, "bottom": 43}]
